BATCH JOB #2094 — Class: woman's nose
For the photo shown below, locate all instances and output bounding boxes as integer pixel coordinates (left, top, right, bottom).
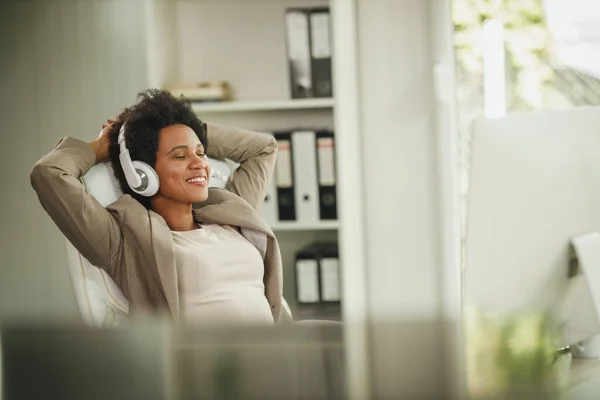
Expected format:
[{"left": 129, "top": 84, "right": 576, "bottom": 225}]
[{"left": 189, "top": 154, "right": 208, "bottom": 169}]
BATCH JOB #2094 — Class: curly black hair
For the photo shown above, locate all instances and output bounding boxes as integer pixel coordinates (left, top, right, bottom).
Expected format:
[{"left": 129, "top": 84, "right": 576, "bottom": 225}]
[{"left": 107, "top": 88, "right": 208, "bottom": 209}]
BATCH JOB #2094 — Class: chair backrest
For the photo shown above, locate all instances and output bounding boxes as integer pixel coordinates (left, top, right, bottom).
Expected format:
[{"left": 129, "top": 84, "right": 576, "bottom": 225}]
[{"left": 65, "top": 158, "right": 231, "bottom": 326}]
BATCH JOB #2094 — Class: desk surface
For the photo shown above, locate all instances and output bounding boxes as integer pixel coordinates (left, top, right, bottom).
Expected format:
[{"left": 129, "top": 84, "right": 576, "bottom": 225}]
[{"left": 1, "top": 322, "right": 345, "bottom": 400}]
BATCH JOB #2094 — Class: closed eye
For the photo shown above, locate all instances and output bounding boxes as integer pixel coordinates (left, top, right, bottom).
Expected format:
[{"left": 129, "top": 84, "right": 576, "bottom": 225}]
[{"left": 174, "top": 153, "right": 205, "bottom": 160}]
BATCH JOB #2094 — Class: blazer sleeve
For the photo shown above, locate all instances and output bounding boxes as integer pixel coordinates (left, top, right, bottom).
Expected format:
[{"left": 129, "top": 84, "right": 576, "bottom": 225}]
[
  {"left": 205, "top": 123, "right": 277, "bottom": 210},
  {"left": 30, "top": 137, "right": 123, "bottom": 273}
]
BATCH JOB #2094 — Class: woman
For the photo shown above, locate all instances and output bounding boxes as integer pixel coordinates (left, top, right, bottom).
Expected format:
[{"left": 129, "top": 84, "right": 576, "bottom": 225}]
[{"left": 31, "top": 89, "right": 293, "bottom": 326}]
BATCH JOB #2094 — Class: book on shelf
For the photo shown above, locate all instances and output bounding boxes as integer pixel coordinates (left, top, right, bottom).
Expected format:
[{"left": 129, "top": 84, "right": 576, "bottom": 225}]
[
  {"left": 284, "top": 7, "right": 333, "bottom": 99},
  {"left": 263, "top": 129, "right": 338, "bottom": 225},
  {"left": 295, "top": 241, "right": 341, "bottom": 305},
  {"left": 165, "top": 81, "right": 232, "bottom": 103}
]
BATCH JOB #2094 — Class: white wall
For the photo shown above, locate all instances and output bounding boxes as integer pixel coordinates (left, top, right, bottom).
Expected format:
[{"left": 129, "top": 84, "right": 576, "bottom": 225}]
[
  {"left": 349, "top": 0, "right": 461, "bottom": 398},
  {"left": 0, "top": 0, "right": 149, "bottom": 321}
]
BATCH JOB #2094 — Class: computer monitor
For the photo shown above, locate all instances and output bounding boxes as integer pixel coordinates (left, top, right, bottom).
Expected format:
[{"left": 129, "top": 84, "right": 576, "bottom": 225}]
[{"left": 464, "top": 106, "right": 600, "bottom": 347}]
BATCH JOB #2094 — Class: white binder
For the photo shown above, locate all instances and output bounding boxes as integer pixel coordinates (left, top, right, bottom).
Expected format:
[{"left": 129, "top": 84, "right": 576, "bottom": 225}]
[
  {"left": 320, "top": 257, "right": 341, "bottom": 302},
  {"left": 296, "top": 259, "right": 320, "bottom": 303},
  {"left": 285, "top": 9, "right": 313, "bottom": 98},
  {"left": 292, "top": 130, "right": 320, "bottom": 223}
]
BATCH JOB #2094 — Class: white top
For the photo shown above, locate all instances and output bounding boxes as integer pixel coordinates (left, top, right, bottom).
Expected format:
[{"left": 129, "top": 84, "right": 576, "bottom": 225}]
[{"left": 171, "top": 224, "right": 275, "bottom": 326}]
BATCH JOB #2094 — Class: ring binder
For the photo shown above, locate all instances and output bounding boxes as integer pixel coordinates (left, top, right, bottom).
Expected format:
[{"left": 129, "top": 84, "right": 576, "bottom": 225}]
[{"left": 274, "top": 132, "right": 296, "bottom": 221}]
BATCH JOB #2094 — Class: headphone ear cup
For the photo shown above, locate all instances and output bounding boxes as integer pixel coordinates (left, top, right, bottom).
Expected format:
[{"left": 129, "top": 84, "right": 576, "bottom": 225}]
[{"left": 130, "top": 161, "right": 160, "bottom": 197}]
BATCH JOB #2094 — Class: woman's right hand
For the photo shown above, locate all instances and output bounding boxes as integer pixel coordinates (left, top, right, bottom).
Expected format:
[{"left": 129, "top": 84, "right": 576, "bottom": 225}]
[{"left": 89, "top": 119, "right": 115, "bottom": 164}]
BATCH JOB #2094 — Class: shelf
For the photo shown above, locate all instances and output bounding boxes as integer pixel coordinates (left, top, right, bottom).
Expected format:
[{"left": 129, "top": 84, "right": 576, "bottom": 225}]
[
  {"left": 191, "top": 98, "right": 334, "bottom": 113},
  {"left": 270, "top": 221, "right": 339, "bottom": 231},
  {"left": 294, "top": 302, "right": 342, "bottom": 322}
]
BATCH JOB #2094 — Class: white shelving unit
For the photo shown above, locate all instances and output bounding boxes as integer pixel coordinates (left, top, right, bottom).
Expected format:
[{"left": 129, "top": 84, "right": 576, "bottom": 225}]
[
  {"left": 144, "top": 0, "right": 339, "bottom": 321},
  {"left": 271, "top": 221, "right": 339, "bottom": 231},
  {"left": 192, "top": 98, "right": 334, "bottom": 113}
]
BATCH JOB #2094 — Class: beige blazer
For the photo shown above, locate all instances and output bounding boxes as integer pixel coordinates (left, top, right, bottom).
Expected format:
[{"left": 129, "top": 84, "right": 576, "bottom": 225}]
[{"left": 31, "top": 123, "right": 294, "bottom": 324}]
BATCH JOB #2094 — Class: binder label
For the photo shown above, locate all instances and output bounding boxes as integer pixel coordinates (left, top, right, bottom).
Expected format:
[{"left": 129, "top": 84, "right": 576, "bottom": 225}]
[
  {"left": 310, "top": 13, "right": 331, "bottom": 59},
  {"left": 276, "top": 139, "right": 293, "bottom": 188},
  {"left": 317, "top": 137, "right": 336, "bottom": 185},
  {"left": 286, "top": 12, "right": 311, "bottom": 61}
]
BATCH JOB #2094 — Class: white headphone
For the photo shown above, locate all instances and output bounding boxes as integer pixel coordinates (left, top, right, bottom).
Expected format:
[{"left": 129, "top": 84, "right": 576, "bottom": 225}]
[{"left": 117, "top": 124, "right": 160, "bottom": 197}]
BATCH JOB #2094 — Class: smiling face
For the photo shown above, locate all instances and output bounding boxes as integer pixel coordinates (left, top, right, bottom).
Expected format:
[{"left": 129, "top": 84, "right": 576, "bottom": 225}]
[{"left": 152, "top": 124, "right": 212, "bottom": 205}]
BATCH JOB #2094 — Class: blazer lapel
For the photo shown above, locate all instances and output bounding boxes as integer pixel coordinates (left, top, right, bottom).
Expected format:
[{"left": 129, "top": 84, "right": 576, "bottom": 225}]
[
  {"left": 194, "top": 189, "right": 274, "bottom": 236},
  {"left": 148, "top": 210, "right": 179, "bottom": 317}
]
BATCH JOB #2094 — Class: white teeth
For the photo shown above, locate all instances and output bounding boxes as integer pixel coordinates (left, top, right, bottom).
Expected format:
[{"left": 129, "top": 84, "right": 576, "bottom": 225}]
[{"left": 187, "top": 176, "right": 207, "bottom": 183}]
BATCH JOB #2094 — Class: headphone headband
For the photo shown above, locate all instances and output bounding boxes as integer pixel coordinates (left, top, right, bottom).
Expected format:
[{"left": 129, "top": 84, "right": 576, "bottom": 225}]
[
  {"left": 117, "top": 124, "right": 126, "bottom": 145},
  {"left": 118, "top": 123, "right": 144, "bottom": 190}
]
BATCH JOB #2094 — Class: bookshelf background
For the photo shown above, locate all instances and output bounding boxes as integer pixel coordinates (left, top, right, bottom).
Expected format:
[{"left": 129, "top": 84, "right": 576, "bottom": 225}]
[{"left": 144, "top": 0, "right": 339, "bottom": 320}]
